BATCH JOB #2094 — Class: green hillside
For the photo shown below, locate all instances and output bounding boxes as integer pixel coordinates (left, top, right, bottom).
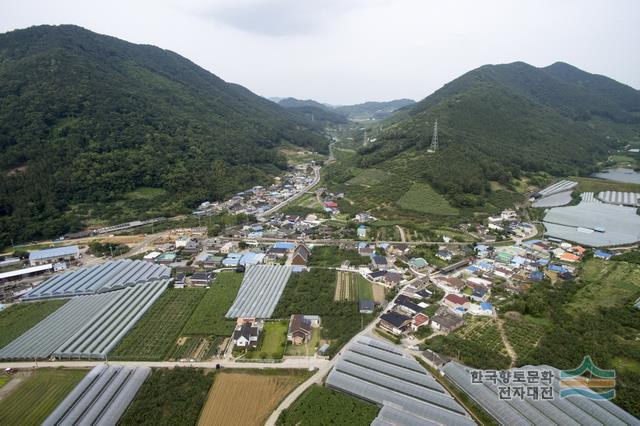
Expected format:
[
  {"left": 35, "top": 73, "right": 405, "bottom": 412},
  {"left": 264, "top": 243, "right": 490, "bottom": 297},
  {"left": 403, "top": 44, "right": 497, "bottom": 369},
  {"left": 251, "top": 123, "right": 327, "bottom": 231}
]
[
  {"left": 348, "top": 62, "right": 640, "bottom": 209},
  {"left": 277, "top": 98, "right": 349, "bottom": 125},
  {"left": 0, "top": 25, "right": 328, "bottom": 247}
]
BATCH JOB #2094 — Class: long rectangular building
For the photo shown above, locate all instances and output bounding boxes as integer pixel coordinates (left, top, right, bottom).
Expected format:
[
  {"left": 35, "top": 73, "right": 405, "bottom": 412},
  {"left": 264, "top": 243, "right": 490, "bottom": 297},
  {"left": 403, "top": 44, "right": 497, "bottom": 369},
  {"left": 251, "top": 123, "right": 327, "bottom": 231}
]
[
  {"left": 0, "top": 279, "right": 169, "bottom": 360},
  {"left": 441, "top": 361, "right": 640, "bottom": 426},
  {"left": 225, "top": 265, "right": 292, "bottom": 318},
  {"left": 43, "top": 365, "right": 150, "bottom": 426},
  {"left": 22, "top": 259, "right": 170, "bottom": 301},
  {"left": 326, "top": 336, "right": 475, "bottom": 426}
]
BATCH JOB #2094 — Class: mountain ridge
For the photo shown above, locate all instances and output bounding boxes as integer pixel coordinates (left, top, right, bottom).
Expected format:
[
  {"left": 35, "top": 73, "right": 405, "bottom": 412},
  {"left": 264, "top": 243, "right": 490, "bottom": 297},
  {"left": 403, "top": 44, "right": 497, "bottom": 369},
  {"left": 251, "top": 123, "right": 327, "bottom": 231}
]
[{"left": 0, "top": 24, "right": 327, "bottom": 246}]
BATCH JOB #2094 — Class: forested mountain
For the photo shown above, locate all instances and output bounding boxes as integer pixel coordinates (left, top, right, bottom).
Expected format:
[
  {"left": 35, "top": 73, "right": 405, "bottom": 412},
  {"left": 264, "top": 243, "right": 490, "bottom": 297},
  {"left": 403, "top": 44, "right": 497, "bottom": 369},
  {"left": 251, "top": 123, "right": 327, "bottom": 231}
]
[
  {"left": 334, "top": 99, "right": 415, "bottom": 120},
  {"left": 276, "top": 98, "right": 349, "bottom": 125},
  {"left": 351, "top": 62, "right": 640, "bottom": 207},
  {"left": 0, "top": 25, "right": 328, "bottom": 247}
]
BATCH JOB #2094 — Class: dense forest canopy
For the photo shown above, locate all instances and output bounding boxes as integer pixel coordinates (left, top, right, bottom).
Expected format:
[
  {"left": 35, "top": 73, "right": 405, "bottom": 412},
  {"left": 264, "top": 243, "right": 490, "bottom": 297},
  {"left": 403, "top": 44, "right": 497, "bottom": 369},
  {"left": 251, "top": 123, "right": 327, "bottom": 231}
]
[
  {"left": 0, "top": 25, "right": 328, "bottom": 247},
  {"left": 353, "top": 61, "right": 640, "bottom": 207}
]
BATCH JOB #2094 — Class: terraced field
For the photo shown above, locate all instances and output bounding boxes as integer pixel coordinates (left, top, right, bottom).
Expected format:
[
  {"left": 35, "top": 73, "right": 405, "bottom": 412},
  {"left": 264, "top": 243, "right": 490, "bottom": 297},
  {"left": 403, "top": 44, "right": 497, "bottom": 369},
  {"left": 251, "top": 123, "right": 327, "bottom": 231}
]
[{"left": 0, "top": 368, "right": 86, "bottom": 426}]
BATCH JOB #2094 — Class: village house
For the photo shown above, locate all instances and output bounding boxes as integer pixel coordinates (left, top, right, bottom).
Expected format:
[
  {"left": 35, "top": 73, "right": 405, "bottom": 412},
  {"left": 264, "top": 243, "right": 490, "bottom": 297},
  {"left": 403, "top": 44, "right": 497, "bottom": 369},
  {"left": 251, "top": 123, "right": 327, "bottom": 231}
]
[
  {"left": 357, "top": 224, "right": 367, "bottom": 239},
  {"left": 291, "top": 244, "right": 311, "bottom": 266},
  {"left": 430, "top": 312, "right": 464, "bottom": 333},
  {"left": 436, "top": 250, "right": 453, "bottom": 261},
  {"left": 411, "top": 313, "right": 430, "bottom": 332},
  {"left": 287, "top": 314, "right": 320, "bottom": 345},
  {"left": 370, "top": 255, "right": 389, "bottom": 271},
  {"left": 383, "top": 271, "right": 403, "bottom": 287},
  {"left": 359, "top": 300, "right": 375, "bottom": 314},
  {"left": 189, "top": 272, "right": 212, "bottom": 287},
  {"left": 174, "top": 273, "right": 186, "bottom": 289},
  {"left": 443, "top": 294, "right": 469, "bottom": 312},
  {"left": 379, "top": 311, "right": 412, "bottom": 335},
  {"left": 432, "top": 276, "right": 466, "bottom": 293},
  {"left": 233, "top": 320, "right": 261, "bottom": 348}
]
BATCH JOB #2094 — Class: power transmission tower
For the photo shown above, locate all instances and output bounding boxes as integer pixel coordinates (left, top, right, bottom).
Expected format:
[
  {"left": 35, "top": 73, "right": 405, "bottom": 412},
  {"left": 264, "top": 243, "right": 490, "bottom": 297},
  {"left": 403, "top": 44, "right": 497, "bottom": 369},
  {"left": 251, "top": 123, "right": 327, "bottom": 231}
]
[{"left": 428, "top": 119, "right": 438, "bottom": 152}]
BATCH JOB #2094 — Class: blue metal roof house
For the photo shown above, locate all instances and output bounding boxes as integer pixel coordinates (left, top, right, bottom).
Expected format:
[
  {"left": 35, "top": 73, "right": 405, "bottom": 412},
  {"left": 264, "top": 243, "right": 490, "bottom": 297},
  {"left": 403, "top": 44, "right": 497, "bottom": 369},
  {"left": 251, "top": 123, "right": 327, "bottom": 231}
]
[{"left": 594, "top": 250, "right": 612, "bottom": 260}]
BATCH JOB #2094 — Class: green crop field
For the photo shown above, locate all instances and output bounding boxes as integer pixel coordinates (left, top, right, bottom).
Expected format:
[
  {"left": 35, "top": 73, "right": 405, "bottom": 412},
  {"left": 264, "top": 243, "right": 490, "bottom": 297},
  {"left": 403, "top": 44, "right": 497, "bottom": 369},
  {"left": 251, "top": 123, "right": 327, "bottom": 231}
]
[
  {"left": 357, "top": 275, "right": 373, "bottom": 301},
  {"left": 0, "top": 368, "right": 86, "bottom": 426},
  {"left": 120, "top": 368, "right": 214, "bottom": 426},
  {"left": 503, "top": 317, "right": 545, "bottom": 362},
  {"left": 424, "top": 317, "right": 511, "bottom": 370},
  {"left": 0, "top": 300, "right": 67, "bottom": 349},
  {"left": 397, "top": 183, "right": 459, "bottom": 216},
  {"left": 346, "top": 168, "right": 392, "bottom": 186},
  {"left": 245, "top": 320, "right": 288, "bottom": 360},
  {"left": 182, "top": 271, "right": 243, "bottom": 336},
  {"left": 110, "top": 288, "right": 204, "bottom": 360},
  {"left": 277, "top": 384, "right": 379, "bottom": 426},
  {"left": 568, "top": 260, "right": 640, "bottom": 314},
  {"left": 573, "top": 176, "right": 640, "bottom": 194}
]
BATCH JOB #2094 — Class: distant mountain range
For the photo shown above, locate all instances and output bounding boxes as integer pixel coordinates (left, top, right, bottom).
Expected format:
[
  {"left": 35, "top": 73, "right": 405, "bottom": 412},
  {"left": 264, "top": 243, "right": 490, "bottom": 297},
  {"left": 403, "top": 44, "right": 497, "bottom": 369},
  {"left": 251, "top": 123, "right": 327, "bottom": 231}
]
[
  {"left": 0, "top": 25, "right": 327, "bottom": 247},
  {"left": 272, "top": 97, "right": 415, "bottom": 122},
  {"left": 352, "top": 61, "right": 640, "bottom": 207}
]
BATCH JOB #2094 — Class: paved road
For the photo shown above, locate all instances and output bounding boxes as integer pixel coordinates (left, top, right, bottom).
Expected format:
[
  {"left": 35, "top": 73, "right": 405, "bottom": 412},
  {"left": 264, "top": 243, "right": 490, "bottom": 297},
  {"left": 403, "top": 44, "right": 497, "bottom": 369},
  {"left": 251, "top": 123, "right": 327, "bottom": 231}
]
[
  {"left": 0, "top": 357, "right": 330, "bottom": 371},
  {"left": 257, "top": 166, "right": 321, "bottom": 218}
]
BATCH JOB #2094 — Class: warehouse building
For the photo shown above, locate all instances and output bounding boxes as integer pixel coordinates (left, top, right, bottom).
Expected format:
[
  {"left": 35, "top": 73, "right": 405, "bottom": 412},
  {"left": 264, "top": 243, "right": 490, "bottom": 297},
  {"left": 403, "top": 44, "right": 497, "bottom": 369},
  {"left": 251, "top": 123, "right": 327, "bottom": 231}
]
[{"left": 29, "top": 245, "right": 79, "bottom": 266}]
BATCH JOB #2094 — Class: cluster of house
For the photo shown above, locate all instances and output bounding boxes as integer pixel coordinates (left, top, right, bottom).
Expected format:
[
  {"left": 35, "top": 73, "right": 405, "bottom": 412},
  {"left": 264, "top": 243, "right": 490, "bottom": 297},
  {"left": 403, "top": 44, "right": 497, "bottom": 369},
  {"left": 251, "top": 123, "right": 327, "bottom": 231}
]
[
  {"left": 317, "top": 188, "right": 345, "bottom": 216},
  {"left": 351, "top": 242, "right": 412, "bottom": 288},
  {"left": 192, "top": 164, "right": 316, "bottom": 217},
  {"left": 232, "top": 315, "right": 321, "bottom": 350}
]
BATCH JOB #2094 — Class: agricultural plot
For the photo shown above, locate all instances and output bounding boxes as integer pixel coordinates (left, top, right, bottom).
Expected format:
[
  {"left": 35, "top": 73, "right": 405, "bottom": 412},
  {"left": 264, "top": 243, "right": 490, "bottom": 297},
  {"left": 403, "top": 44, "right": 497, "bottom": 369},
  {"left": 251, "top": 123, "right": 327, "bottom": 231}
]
[
  {"left": 371, "top": 283, "right": 386, "bottom": 303},
  {"left": 120, "top": 368, "right": 214, "bottom": 426},
  {"left": 110, "top": 288, "right": 204, "bottom": 360},
  {"left": 356, "top": 275, "right": 373, "bottom": 301},
  {"left": 169, "top": 336, "right": 222, "bottom": 361},
  {"left": 0, "top": 368, "right": 86, "bottom": 426},
  {"left": 183, "top": 271, "right": 243, "bottom": 335},
  {"left": 503, "top": 318, "right": 544, "bottom": 361},
  {"left": 277, "top": 384, "right": 379, "bottom": 426},
  {"left": 454, "top": 317, "right": 507, "bottom": 356},
  {"left": 334, "top": 271, "right": 357, "bottom": 301},
  {"left": 0, "top": 299, "right": 67, "bottom": 349},
  {"left": 396, "top": 183, "right": 459, "bottom": 216},
  {"left": 198, "top": 371, "right": 308, "bottom": 426}
]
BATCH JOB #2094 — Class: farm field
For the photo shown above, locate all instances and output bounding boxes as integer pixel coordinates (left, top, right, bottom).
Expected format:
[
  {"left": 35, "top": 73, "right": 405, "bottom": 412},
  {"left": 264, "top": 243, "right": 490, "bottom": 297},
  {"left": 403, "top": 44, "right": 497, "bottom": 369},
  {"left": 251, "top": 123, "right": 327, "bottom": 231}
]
[
  {"left": 0, "top": 368, "right": 86, "bottom": 426},
  {"left": 568, "top": 259, "right": 640, "bottom": 314},
  {"left": 502, "top": 315, "right": 544, "bottom": 362},
  {"left": 0, "top": 300, "right": 67, "bottom": 349},
  {"left": 357, "top": 274, "right": 373, "bottom": 301},
  {"left": 169, "top": 336, "right": 223, "bottom": 361},
  {"left": 335, "top": 270, "right": 357, "bottom": 301},
  {"left": 182, "top": 271, "right": 243, "bottom": 336},
  {"left": 572, "top": 176, "right": 640, "bottom": 193},
  {"left": 110, "top": 288, "right": 204, "bottom": 360},
  {"left": 424, "top": 316, "right": 511, "bottom": 370},
  {"left": 371, "top": 283, "right": 386, "bottom": 303},
  {"left": 198, "top": 371, "right": 308, "bottom": 426},
  {"left": 120, "top": 368, "right": 214, "bottom": 426},
  {"left": 309, "top": 246, "right": 370, "bottom": 267},
  {"left": 396, "top": 183, "right": 459, "bottom": 216},
  {"left": 277, "top": 384, "right": 379, "bottom": 426}
]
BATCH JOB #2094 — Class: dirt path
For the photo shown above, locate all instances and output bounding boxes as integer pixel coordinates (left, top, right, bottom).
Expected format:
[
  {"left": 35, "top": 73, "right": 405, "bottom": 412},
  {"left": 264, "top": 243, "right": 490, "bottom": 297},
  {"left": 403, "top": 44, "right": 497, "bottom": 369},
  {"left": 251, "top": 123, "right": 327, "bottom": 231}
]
[
  {"left": 496, "top": 318, "right": 517, "bottom": 368},
  {"left": 396, "top": 225, "right": 406, "bottom": 242}
]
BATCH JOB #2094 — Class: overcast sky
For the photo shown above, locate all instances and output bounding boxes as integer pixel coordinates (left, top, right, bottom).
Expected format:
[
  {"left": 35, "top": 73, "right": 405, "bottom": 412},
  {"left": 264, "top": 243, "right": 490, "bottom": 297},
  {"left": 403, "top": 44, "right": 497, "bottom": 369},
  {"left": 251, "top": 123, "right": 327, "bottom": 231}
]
[{"left": 1, "top": 0, "right": 638, "bottom": 104}]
